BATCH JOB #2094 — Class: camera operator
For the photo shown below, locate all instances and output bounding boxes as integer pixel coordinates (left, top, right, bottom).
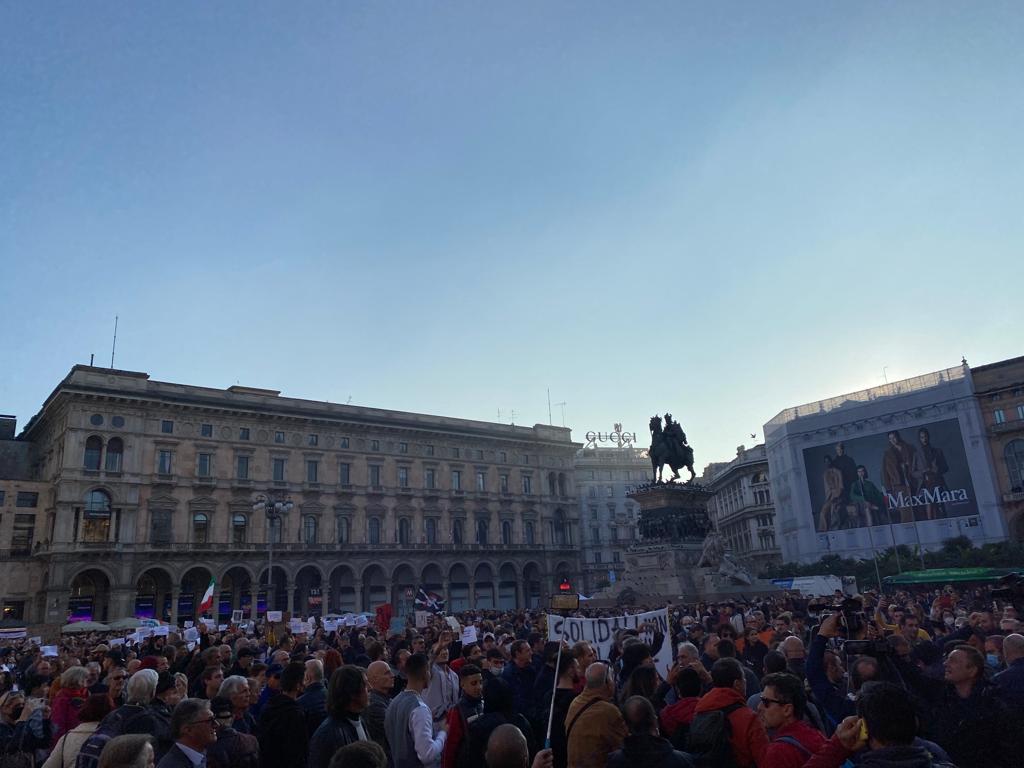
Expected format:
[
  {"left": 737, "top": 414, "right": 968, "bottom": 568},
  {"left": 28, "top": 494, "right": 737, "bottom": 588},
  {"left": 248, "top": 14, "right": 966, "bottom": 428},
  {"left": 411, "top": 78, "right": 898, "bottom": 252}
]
[
  {"left": 807, "top": 614, "right": 883, "bottom": 728},
  {"left": 892, "top": 643, "right": 1013, "bottom": 768}
]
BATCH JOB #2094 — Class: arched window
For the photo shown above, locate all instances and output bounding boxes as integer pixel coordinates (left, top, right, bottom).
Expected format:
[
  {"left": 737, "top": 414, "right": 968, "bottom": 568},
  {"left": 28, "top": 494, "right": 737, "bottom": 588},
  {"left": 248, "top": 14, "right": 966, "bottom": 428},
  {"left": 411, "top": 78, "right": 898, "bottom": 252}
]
[
  {"left": 368, "top": 517, "right": 381, "bottom": 545},
  {"left": 104, "top": 437, "right": 123, "bottom": 472},
  {"left": 425, "top": 518, "right": 438, "bottom": 545},
  {"left": 548, "top": 472, "right": 557, "bottom": 496},
  {"left": 232, "top": 514, "right": 247, "bottom": 545},
  {"left": 84, "top": 490, "right": 112, "bottom": 516},
  {"left": 336, "top": 517, "right": 350, "bottom": 544},
  {"left": 84, "top": 436, "right": 103, "bottom": 471},
  {"left": 398, "top": 517, "right": 411, "bottom": 545},
  {"left": 524, "top": 521, "right": 535, "bottom": 546},
  {"left": 501, "top": 520, "right": 512, "bottom": 545},
  {"left": 193, "top": 513, "right": 209, "bottom": 544},
  {"left": 1007, "top": 440, "right": 1024, "bottom": 491},
  {"left": 453, "top": 519, "right": 464, "bottom": 545},
  {"left": 476, "top": 518, "right": 489, "bottom": 545},
  {"left": 303, "top": 516, "right": 317, "bottom": 545}
]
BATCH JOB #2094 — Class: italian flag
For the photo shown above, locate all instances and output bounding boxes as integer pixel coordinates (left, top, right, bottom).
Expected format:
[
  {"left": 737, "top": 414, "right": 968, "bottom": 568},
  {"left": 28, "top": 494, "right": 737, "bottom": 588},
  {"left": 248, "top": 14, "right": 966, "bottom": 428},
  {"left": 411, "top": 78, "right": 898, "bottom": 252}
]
[{"left": 199, "top": 579, "right": 216, "bottom": 615}]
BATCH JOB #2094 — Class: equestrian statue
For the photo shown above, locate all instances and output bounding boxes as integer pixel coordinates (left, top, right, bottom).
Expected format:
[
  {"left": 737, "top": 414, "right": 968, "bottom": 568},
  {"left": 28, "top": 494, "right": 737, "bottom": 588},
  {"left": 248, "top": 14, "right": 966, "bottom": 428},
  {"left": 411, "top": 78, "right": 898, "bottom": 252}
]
[{"left": 649, "top": 413, "right": 696, "bottom": 483}]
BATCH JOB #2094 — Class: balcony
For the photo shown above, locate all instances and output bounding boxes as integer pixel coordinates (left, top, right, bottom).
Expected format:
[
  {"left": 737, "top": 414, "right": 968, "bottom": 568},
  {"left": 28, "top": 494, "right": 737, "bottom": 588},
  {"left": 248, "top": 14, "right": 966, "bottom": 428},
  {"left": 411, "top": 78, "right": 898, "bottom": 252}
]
[
  {"left": 40, "top": 540, "right": 580, "bottom": 556},
  {"left": 1004, "top": 491, "right": 1024, "bottom": 504},
  {"left": 991, "top": 420, "right": 1024, "bottom": 435}
]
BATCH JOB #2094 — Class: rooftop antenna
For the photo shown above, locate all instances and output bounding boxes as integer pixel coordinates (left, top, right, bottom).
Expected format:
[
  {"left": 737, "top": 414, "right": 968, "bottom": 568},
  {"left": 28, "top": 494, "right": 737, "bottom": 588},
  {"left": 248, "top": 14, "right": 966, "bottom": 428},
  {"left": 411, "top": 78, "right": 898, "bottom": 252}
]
[
  {"left": 110, "top": 316, "right": 118, "bottom": 368},
  {"left": 89, "top": 353, "right": 94, "bottom": 366},
  {"left": 510, "top": 409, "right": 516, "bottom": 426},
  {"left": 882, "top": 366, "right": 888, "bottom": 384},
  {"left": 547, "top": 389, "right": 552, "bottom": 425},
  {"left": 555, "top": 401, "right": 567, "bottom": 427}
]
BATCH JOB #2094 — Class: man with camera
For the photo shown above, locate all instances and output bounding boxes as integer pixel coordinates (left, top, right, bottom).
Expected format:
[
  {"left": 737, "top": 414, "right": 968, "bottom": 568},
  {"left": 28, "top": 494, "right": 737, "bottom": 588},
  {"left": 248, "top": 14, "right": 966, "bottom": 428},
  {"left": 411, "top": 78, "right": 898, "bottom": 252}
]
[{"left": 806, "top": 612, "right": 881, "bottom": 727}]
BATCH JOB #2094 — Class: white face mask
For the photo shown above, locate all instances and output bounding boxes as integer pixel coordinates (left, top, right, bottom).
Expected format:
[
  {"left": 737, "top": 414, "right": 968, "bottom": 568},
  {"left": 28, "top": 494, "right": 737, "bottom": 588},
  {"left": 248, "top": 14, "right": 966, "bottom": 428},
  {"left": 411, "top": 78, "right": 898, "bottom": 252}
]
[{"left": 944, "top": 616, "right": 955, "bottom": 627}]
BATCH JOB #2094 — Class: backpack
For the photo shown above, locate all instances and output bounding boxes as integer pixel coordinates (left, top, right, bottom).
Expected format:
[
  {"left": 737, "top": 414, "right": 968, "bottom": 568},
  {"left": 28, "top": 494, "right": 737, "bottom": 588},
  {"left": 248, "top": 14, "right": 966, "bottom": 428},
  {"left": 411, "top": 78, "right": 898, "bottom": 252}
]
[
  {"left": 75, "top": 706, "right": 147, "bottom": 768},
  {"left": 685, "top": 702, "right": 743, "bottom": 768}
]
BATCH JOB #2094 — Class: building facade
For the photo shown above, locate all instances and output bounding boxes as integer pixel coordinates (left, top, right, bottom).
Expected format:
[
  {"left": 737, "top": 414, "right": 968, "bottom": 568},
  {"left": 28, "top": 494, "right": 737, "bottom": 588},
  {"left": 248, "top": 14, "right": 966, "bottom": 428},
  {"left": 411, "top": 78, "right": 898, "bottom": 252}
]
[
  {"left": 573, "top": 446, "right": 648, "bottom": 593},
  {"left": 764, "top": 364, "right": 1006, "bottom": 563},
  {"left": 3, "top": 366, "right": 581, "bottom": 627},
  {"left": 971, "top": 355, "right": 1024, "bottom": 542},
  {"left": 704, "top": 444, "right": 782, "bottom": 573}
]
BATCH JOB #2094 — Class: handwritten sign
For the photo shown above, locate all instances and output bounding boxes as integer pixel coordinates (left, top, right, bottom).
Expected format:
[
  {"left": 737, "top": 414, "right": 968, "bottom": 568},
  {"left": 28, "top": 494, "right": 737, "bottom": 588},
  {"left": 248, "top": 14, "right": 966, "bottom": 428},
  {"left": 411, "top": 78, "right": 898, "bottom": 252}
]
[
  {"left": 461, "top": 626, "right": 478, "bottom": 646},
  {"left": 267, "top": 611, "right": 283, "bottom": 623}
]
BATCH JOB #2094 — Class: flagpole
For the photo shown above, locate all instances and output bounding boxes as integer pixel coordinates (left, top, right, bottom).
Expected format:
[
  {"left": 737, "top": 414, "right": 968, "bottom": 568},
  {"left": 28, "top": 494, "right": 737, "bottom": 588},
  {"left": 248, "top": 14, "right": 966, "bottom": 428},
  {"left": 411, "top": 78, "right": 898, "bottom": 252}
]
[{"left": 545, "top": 612, "right": 569, "bottom": 749}]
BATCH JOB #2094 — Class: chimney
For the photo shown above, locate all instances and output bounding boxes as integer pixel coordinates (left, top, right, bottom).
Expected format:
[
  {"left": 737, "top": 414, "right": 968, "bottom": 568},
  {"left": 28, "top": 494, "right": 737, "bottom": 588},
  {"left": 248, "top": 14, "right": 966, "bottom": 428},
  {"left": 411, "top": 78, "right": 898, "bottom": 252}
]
[{"left": 0, "top": 415, "right": 16, "bottom": 440}]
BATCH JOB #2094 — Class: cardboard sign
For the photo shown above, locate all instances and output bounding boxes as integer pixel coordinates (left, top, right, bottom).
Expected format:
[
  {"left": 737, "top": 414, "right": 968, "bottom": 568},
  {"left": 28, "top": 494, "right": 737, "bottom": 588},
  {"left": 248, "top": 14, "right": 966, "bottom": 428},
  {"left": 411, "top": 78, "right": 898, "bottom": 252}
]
[
  {"left": 41, "top": 645, "right": 59, "bottom": 657},
  {"left": 461, "top": 626, "right": 478, "bottom": 646},
  {"left": 445, "top": 616, "right": 460, "bottom": 632},
  {"left": 201, "top": 618, "right": 215, "bottom": 628},
  {"left": 184, "top": 628, "right": 199, "bottom": 642},
  {"left": 186, "top": 641, "right": 196, "bottom": 652},
  {"left": 138, "top": 627, "right": 153, "bottom": 639},
  {"left": 324, "top": 619, "right": 337, "bottom": 632},
  {"left": 267, "top": 611, "right": 283, "bottom": 623},
  {"left": 415, "top": 611, "right": 430, "bottom": 629},
  {"left": 389, "top": 617, "right": 406, "bottom": 634},
  {"left": 29, "top": 636, "right": 42, "bottom": 646},
  {"left": 231, "top": 610, "right": 243, "bottom": 623},
  {"left": 344, "top": 615, "right": 355, "bottom": 627}
]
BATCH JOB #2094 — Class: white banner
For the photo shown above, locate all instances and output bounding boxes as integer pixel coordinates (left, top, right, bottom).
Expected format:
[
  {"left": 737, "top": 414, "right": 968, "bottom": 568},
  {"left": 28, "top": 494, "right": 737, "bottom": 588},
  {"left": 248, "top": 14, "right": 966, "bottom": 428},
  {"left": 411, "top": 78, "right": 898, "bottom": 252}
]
[{"left": 546, "top": 608, "right": 673, "bottom": 677}]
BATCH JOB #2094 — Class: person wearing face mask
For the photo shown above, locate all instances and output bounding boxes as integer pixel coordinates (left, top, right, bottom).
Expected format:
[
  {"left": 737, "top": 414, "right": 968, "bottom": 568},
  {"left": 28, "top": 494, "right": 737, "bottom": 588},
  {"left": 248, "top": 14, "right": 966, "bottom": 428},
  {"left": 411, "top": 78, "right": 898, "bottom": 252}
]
[{"left": 1, "top": 688, "right": 54, "bottom": 760}]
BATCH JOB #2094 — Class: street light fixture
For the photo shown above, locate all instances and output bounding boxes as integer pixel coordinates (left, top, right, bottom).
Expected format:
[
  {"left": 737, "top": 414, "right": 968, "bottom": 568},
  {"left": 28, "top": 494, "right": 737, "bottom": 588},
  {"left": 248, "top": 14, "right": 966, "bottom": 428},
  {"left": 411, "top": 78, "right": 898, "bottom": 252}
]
[{"left": 253, "top": 494, "right": 293, "bottom": 613}]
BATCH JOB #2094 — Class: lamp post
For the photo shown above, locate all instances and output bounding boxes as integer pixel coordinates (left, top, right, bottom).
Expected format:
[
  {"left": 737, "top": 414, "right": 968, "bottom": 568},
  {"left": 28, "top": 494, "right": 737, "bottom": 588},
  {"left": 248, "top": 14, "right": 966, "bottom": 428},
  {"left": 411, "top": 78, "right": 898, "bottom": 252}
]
[{"left": 253, "top": 494, "right": 293, "bottom": 612}]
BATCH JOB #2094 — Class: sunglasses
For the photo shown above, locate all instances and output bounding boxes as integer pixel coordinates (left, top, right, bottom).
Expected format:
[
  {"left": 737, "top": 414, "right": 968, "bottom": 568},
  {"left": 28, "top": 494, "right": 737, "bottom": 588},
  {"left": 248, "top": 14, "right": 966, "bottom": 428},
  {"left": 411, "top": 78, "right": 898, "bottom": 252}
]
[
  {"left": 189, "top": 716, "right": 219, "bottom": 728},
  {"left": 759, "top": 696, "right": 788, "bottom": 708}
]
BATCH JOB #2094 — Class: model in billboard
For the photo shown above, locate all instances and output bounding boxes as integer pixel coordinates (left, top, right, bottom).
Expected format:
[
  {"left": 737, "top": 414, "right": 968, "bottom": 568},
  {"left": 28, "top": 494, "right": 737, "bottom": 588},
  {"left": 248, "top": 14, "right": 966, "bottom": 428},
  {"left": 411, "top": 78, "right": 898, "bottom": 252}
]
[
  {"left": 914, "top": 427, "right": 950, "bottom": 520},
  {"left": 849, "top": 465, "right": 887, "bottom": 527}
]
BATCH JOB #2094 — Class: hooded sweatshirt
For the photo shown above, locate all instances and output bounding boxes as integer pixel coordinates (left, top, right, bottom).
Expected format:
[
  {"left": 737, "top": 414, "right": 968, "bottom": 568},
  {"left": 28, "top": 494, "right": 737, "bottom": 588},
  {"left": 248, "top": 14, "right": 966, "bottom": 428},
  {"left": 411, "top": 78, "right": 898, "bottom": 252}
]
[{"left": 692, "top": 687, "right": 769, "bottom": 768}]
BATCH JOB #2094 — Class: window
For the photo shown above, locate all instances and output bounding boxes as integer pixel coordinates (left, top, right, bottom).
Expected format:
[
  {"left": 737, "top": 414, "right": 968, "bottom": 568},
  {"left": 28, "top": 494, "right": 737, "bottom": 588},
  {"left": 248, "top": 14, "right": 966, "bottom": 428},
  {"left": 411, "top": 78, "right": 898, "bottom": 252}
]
[
  {"left": 476, "top": 471, "right": 487, "bottom": 492},
  {"left": 272, "top": 458, "right": 286, "bottom": 482},
  {"left": 303, "top": 516, "right": 317, "bottom": 545},
  {"left": 150, "top": 509, "right": 172, "bottom": 545},
  {"left": 424, "top": 469, "right": 436, "bottom": 489},
  {"left": 425, "top": 445, "right": 435, "bottom": 457},
  {"left": 476, "top": 518, "right": 488, "bottom": 544},
  {"left": 0, "top": 490, "right": 5, "bottom": 506},
  {"left": 522, "top": 475, "right": 532, "bottom": 495},
  {"left": 452, "top": 447, "right": 460, "bottom": 459},
  {"left": 595, "top": 552, "right": 603, "bottom": 564},
  {"left": 499, "top": 452, "right": 507, "bottom": 464},
  {"left": 399, "top": 442, "right": 408, "bottom": 454},
  {"left": 1018, "top": 405, "right": 1024, "bottom": 421},
  {"left": 306, "top": 460, "right": 319, "bottom": 483},
  {"left": 502, "top": 520, "right": 512, "bottom": 545},
  {"left": 475, "top": 449, "right": 484, "bottom": 460},
  {"left": 11, "top": 514, "right": 34, "bottom": 554},
  {"left": 193, "top": 513, "right": 209, "bottom": 544},
  {"left": 398, "top": 517, "right": 411, "bottom": 544},
  {"left": 201, "top": 423, "right": 213, "bottom": 438},
  {"left": 339, "top": 463, "right": 350, "bottom": 485},
  {"left": 369, "top": 465, "right": 381, "bottom": 487},
  {"left": 161, "top": 420, "right": 174, "bottom": 434},
  {"left": 500, "top": 474, "right": 509, "bottom": 493},
  {"left": 398, "top": 467, "right": 409, "bottom": 488},
  {"left": 157, "top": 450, "right": 173, "bottom": 475},
  {"left": 606, "top": 486, "right": 613, "bottom": 498},
  {"left": 996, "top": 409, "right": 1006, "bottom": 425},
  {"left": 340, "top": 437, "right": 350, "bottom": 448},
  {"left": 426, "top": 518, "right": 438, "bottom": 545},
  {"left": 453, "top": 519, "right": 464, "bottom": 544},
  {"left": 371, "top": 440, "right": 380, "bottom": 452},
  {"left": 275, "top": 431, "right": 285, "bottom": 443},
  {"left": 592, "top": 526, "right": 601, "bottom": 543},
  {"left": 232, "top": 514, "right": 247, "bottom": 545},
  {"left": 2, "top": 602, "right": 25, "bottom": 621},
  {"left": 1006, "top": 440, "right": 1024, "bottom": 490},
  {"left": 111, "top": 415, "right": 124, "bottom": 428},
  {"left": 368, "top": 517, "right": 381, "bottom": 545},
  {"left": 197, "top": 453, "right": 213, "bottom": 477},
  {"left": 451, "top": 470, "right": 462, "bottom": 490},
  {"left": 236, "top": 456, "right": 250, "bottom": 480},
  {"left": 239, "top": 427, "right": 250, "bottom": 441},
  {"left": 613, "top": 551, "right": 621, "bottom": 563},
  {"left": 308, "top": 434, "right": 319, "bottom": 446},
  {"left": 84, "top": 436, "right": 103, "bottom": 470},
  {"left": 105, "top": 437, "right": 123, "bottom": 472},
  {"left": 524, "top": 521, "right": 535, "bottom": 545},
  {"left": 336, "top": 517, "right": 350, "bottom": 544},
  {"left": 268, "top": 515, "right": 282, "bottom": 544}
]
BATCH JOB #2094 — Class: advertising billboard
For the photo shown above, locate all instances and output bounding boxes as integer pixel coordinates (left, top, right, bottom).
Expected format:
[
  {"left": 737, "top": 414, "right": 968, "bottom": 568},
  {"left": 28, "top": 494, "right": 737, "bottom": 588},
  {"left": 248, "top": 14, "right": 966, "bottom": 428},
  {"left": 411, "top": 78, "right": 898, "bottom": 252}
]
[{"left": 803, "top": 418, "right": 978, "bottom": 532}]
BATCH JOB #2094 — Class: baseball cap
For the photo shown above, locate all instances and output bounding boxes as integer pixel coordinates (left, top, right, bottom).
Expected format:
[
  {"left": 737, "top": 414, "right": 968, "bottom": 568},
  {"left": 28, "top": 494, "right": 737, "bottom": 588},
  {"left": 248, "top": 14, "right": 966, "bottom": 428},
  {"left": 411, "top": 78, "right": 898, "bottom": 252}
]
[{"left": 155, "top": 672, "right": 176, "bottom": 696}]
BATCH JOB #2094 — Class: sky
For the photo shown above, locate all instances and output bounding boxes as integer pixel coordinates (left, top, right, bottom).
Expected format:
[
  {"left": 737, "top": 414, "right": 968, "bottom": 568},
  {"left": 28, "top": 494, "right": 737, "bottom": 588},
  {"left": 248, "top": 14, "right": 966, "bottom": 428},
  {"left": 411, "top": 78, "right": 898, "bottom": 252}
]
[{"left": 2, "top": 2, "right": 1022, "bottom": 468}]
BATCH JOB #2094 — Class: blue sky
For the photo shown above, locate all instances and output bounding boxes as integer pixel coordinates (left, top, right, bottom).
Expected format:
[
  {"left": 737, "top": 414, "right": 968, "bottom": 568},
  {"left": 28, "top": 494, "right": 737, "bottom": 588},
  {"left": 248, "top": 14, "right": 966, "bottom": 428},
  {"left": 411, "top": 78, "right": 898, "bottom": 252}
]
[{"left": 2, "top": 2, "right": 1021, "bottom": 467}]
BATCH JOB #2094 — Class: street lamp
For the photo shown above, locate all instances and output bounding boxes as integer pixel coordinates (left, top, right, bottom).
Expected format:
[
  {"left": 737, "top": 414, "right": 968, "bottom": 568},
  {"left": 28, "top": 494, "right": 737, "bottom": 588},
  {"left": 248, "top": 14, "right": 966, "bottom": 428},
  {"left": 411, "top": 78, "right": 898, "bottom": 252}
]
[{"left": 253, "top": 494, "right": 293, "bottom": 612}]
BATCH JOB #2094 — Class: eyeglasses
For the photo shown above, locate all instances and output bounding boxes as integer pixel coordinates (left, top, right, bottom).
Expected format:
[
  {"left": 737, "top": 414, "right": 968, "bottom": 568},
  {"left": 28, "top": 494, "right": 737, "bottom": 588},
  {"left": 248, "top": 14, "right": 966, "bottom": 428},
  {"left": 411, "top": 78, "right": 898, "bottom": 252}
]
[
  {"left": 189, "top": 716, "right": 219, "bottom": 728},
  {"left": 759, "top": 697, "right": 788, "bottom": 708}
]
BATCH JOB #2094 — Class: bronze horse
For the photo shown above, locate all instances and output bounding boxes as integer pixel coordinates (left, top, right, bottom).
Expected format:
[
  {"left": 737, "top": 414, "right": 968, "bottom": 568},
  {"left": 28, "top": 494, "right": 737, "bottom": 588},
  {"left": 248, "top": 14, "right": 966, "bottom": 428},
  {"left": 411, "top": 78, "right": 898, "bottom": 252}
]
[{"left": 649, "top": 415, "right": 695, "bottom": 483}]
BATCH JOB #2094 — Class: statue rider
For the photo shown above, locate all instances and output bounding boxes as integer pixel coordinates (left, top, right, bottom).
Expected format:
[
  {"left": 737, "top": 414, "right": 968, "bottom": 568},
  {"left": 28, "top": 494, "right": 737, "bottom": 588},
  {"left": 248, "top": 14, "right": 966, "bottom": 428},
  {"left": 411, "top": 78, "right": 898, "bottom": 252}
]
[{"left": 663, "top": 413, "right": 688, "bottom": 466}]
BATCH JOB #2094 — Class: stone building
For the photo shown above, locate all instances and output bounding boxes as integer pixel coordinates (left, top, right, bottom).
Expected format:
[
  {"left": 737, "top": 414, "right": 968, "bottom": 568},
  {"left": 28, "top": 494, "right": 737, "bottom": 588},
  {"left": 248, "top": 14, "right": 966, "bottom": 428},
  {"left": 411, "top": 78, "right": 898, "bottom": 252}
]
[
  {"left": 573, "top": 446, "right": 648, "bottom": 593},
  {"left": 704, "top": 444, "right": 781, "bottom": 574},
  {"left": 970, "top": 355, "right": 1024, "bottom": 542},
  {"left": 4, "top": 366, "right": 581, "bottom": 627}
]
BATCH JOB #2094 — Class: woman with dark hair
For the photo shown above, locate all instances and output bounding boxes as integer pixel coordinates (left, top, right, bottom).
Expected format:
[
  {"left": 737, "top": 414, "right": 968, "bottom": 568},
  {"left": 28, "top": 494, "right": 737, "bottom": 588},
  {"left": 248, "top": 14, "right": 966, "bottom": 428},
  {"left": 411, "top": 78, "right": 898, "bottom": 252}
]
[
  {"left": 43, "top": 694, "right": 115, "bottom": 768},
  {"left": 307, "top": 665, "right": 370, "bottom": 768},
  {"left": 621, "top": 666, "right": 662, "bottom": 711}
]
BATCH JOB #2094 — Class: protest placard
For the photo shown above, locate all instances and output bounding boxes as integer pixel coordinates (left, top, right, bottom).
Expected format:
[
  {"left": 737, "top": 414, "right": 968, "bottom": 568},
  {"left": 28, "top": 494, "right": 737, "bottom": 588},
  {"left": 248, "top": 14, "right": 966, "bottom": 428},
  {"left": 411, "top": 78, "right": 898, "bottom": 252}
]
[
  {"left": 41, "top": 645, "right": 59, "bottom": 657},
  {"left": 414, "top": 611, "right": 430, "bottom": 629},
  {"left": 29, "top": 636, "right": 41, "bottom": 646},
  {"left": 153, "top": 626, "right": 169, "bottom": 637},
  {"left": 184, "top": 628, "right": 199, "bottom": 642},
  {"left": 231, "top": 610, "right": 243, "bottom": 623},
  {"left": 267, "top": 611, "right": 283, "bottom": 623},
  {"left": 546, "top": 608, "right": 672, "bottom": 676},
  {"left": 461, "top": 625, "right": 478, "bottom": 645}
]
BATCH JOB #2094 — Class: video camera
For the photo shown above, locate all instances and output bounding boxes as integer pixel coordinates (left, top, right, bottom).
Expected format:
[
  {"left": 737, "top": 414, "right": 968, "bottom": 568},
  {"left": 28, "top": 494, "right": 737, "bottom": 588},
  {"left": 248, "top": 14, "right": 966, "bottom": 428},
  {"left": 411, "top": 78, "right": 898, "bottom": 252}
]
[
  {"left": 842, "top": 639, "right": 890, "bottom": 657},
  {"left": 822, "top": 597, "right": 866, "bottom": 638},
  {"left": 991, "top": 572, "right": 1024, "bottom": 613}
]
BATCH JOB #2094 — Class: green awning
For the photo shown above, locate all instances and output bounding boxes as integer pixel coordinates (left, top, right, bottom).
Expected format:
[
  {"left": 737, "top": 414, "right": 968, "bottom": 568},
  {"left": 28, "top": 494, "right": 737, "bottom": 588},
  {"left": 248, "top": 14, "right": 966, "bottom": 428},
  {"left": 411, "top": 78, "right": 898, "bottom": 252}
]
[{"left": 883, "top": 567, "right": 1019, "bottom": 585}]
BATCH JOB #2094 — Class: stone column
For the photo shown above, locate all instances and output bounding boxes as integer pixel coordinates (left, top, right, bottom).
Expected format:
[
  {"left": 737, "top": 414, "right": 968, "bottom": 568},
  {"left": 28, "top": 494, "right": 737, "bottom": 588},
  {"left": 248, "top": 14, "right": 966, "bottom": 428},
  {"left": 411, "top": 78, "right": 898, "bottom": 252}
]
[
  {"left": 469, "top": 582, "right": 477, "bottom": 610},
  {"left": 170, "top": 587, "right": 181, "bottom": 627},
  {"left": 492, "top": 581, "right": 499, "bottom": 610},
  {"left": 249, "top": 585, "right": 259, "bottom": 622},
  {"left": 443, "top": 581, "right": 451, "bottom": 610},
  {"left": 321, "top": 583, "right": 331, "bottom": 616},
  {"left": 286, "top": 582, "right": 296, "bottom": 617},
  {"left": 354, "top": 580, "right": 364, "bottom": 613},
  {"left": 514, "top": 580, "right": 523, "bottom": 610}
]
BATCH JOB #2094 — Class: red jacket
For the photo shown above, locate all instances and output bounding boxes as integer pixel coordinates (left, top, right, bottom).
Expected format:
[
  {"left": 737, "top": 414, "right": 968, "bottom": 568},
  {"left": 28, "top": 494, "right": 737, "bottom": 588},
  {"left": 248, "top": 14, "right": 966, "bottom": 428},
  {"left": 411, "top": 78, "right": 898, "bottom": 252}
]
[
  {"left": 659, "top": 697, "right": 699, "bottom": 739},
  {"left": 51, "top": 687, "right": 88, "bottom": 742},
  {"left": 761, "top": 720, "right": 828, "bottom": 768},
  {"left": 692, "top": 687, "right": 769, "bottom": 768}
]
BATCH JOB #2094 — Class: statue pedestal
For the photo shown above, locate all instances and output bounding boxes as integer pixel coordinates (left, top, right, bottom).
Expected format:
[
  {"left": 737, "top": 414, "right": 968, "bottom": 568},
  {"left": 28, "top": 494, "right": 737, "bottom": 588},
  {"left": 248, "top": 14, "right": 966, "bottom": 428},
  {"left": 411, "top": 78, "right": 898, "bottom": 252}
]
[{"left": 593, "top": 482, "right": 780, "bottom": 604}]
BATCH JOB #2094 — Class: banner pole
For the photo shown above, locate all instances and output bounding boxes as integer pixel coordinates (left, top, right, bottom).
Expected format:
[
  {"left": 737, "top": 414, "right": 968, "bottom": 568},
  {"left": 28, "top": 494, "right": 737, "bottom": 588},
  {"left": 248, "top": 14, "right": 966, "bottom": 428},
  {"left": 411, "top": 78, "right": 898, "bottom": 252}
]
[{"left": 544, "top": 613, "right": 568, "bottom": 749}]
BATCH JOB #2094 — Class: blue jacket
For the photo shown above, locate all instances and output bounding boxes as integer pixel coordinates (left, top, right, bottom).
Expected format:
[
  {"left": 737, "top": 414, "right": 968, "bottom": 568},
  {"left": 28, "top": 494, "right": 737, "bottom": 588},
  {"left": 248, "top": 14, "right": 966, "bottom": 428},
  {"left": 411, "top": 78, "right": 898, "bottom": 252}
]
[
  {"left": 993, "top": 657, "right": 1024, "bottom": 708},
  {"left": 500, "top": 662, "right": 536, "bottom": 715},
  {"left": 806, "top": 634, "right": 851, "bottom": 727}
]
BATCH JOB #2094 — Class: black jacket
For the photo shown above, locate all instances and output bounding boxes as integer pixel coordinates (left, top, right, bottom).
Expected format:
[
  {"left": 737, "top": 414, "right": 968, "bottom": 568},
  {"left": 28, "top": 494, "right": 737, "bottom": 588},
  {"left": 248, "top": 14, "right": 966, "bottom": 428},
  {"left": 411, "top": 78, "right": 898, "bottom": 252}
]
[
  {"left": 257, "top": 692, "right": 309, "bottom": 768},
  {"left": 307, "top": 715, "right": 360, "bottom": 768},
  {"left": 608, "top": 734, "right": 693, "bottom": 768}
]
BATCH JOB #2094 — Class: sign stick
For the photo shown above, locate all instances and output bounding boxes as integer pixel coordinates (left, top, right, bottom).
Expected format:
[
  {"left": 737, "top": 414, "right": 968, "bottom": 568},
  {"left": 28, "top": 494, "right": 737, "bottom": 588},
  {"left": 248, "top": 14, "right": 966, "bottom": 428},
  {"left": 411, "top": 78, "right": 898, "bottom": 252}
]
[{"left": 544, "top": 612, "right": 570, "bottom": 749}]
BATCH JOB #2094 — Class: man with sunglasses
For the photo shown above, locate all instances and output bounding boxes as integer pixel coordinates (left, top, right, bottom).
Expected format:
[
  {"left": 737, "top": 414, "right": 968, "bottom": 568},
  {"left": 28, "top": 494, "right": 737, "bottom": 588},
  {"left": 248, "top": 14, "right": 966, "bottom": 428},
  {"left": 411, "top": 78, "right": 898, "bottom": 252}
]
[
  {"left": 757, "top": 673, "right": 826, "bottom": 768},
  {"left": 157, "top": 698, "right": 219, "bottom": 768}
]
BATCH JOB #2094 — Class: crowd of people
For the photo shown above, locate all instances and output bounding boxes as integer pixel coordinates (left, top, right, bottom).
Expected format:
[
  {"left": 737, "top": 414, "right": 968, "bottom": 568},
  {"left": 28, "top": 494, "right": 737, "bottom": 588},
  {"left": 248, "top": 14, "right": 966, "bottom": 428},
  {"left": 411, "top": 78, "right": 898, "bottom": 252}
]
[{"left": 1, "top": 581, "right": 1022, "bottom": 768}]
